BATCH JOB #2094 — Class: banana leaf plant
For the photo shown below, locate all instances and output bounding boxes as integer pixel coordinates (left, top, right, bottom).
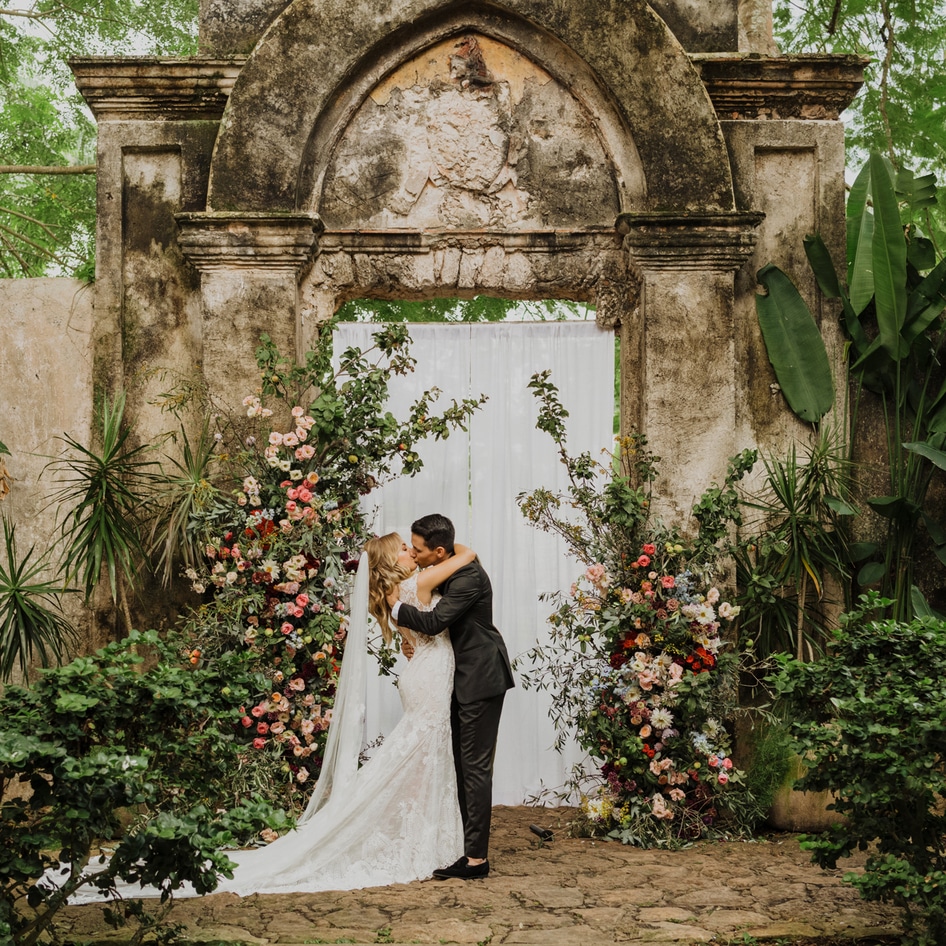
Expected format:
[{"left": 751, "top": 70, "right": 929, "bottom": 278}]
[{"left": 755, "top": 152, "right": 946, "bottom": 620}]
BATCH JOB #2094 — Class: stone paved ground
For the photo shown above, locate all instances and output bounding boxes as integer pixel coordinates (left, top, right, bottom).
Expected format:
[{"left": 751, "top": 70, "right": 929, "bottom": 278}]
[{"left": 54, "top": 806, "right": 904, "bottom": 945}]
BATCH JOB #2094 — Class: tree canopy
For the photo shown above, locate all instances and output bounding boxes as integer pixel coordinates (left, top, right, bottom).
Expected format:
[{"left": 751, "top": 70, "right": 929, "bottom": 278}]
[
  {"left": 1, "top": 0, "right": 943, "bottom": 277},
  {"left": 774, "top": 0, "right": 946, "bottom": 246},
  {"left": 0, "top": 0, "right": 197, "bottom": 277}
]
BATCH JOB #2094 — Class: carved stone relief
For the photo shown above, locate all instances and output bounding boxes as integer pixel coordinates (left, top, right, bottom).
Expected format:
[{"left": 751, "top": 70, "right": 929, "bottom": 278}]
[{"left": 319, "top": 34, "right": 619, "bottom": 230}]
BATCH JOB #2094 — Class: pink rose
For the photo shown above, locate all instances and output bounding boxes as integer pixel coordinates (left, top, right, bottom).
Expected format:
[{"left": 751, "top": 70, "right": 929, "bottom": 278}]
[
  {"left": 257, "top": 722, "right": 270, "bottom": 735},
  {"left": 240, "top": 715, "right": 253, "bottom": 728},
  {"left": 252, "top": 737, "right": 266, "bottom": 749},
  {"left": 281, "top": 622, "right": 294, "bottom": 635},
  {"left": 717, "top": 771, "right": 729, "bottom": 784},
  {"left": 295, "top": 593, "right": 309, "bottom": 607},
  {"left": 642, "top": 543, "right": 656, "bottom": 555},
  {"left": 637, "top": 555, "right": 651, "bottom": 568},
  {"left": 661, "top": 575, "right": 675, "bottom": 589}
]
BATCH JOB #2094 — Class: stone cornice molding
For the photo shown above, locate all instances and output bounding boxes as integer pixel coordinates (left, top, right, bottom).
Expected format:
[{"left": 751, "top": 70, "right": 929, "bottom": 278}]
[
  {"left": 317, "top": 228, "right": 623, "bottom": 255},
  {"left": 175, "top": 212, "right": 323, "bottom": 274},
  {"left": 70, "top": 52, "right": 867, "bottom": 125},
  {"left": 691, "top": 53, "right": 870, "bottom": 120},
  {"left": 618, "top": 212, "right": 764, "bottom": 272},
  {"left": 70, "top": 57, "right": 246, "bottom": 121}
]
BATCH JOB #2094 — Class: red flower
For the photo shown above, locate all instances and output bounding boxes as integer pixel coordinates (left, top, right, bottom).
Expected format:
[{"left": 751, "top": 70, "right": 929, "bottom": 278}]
[{"left": 642, "top": 543, "right": 656, "bottom": 555}]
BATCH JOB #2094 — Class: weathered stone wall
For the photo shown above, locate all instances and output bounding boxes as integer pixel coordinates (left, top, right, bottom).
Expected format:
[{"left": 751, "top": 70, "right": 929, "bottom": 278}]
[
  {"left": 1, "top": 1, "right": 869, "bottom": 652},
  {"left": 0, "top": 278, "right": 96, "bottom": 674}
]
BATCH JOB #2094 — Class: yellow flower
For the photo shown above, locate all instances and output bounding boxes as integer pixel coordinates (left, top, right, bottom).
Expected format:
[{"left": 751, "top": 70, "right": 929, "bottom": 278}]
[{"left": 348, "top": 454, "right": 358, "bottom": 463}]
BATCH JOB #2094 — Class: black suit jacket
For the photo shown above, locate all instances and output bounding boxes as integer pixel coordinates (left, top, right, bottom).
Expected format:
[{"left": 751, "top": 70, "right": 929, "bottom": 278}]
[{"left": 396, "top": 558, "right": 514, "bottom": 704}]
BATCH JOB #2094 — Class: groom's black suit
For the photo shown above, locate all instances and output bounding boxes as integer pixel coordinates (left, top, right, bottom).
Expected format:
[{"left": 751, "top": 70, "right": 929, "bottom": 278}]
[{"left": 394, "top": 557, "right": 514, "bottom": 859}]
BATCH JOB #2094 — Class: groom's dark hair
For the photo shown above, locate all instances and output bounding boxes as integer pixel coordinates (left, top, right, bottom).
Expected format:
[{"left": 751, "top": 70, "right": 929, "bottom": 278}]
[{"left": 412, "top": 513, "right": 455, "bottom": 554}]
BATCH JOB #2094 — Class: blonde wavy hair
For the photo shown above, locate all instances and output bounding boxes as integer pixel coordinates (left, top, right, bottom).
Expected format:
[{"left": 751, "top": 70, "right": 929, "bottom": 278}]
[{"left": 366, "top": 533, "right": 415, "bottom": 643}]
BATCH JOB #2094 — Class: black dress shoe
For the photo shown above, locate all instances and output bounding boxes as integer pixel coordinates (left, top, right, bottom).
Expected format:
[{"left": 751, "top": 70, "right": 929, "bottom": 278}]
[{"left": 432, "top": 856, "right": 489, "bottom": 879}]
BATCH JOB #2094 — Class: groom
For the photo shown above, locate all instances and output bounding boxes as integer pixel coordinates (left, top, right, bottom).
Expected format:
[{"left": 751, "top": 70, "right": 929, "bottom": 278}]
[{"left": 390, "top": 513, "right": 514, "bottom": 879}]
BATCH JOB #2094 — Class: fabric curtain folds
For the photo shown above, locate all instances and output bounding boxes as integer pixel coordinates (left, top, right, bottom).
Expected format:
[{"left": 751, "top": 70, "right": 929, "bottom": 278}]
[{"left": 333, "top": 320, "right": 615, "bottom": 804}]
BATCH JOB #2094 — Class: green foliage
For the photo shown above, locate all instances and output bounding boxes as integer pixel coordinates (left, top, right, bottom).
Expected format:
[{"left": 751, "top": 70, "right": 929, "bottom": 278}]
[
  {"left": 755, "top": 153, "right": 946, "bottom": 620},
  {"left": 734, "top": 433, "right": 858, "bottom": 662},
  {"left": 755, "top": 264, "right": 835, "bottom": 423},
  {"left": 773, "top": 593, "right": 946, "bottom": 944},
  {"left": 0, "top": 517, "right": 75, "bottom": 681},
  {"left": 518, "top": 373, "right": 757, "bottom": 847},
  {"left": 0, "top": 0, "right": 198, "bottom": 276},
  {"left": 773, "top": 0, "right": 946, "bottom": 247},
  {"left": 0, "top": 628, "right": 284, "bottom": 946},
  {"left": 253, "top": 325, "right": 485, "bottom": 494},
  {"left": 337, "top": 297, "right": 590, "bottom": 323},
  {"left": 0, "top": 517, "right": 77, "bottom": 682},
  {"left": 43, "top": 392, "right": 161, "bottom": 630}
]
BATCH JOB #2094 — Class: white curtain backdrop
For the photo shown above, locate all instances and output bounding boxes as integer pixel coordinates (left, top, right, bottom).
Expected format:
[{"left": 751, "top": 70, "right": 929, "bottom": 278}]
[{"left": 334, "top": 321, "right": 614, "bottom": 804}]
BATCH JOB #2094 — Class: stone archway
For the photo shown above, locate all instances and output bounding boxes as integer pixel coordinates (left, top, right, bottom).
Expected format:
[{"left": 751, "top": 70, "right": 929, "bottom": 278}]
[
  {"left": 207, "top": 0, "right": 735, "bottom": 215},
  {"left": 67, "top": 0, "right": 866, "bottom": 527},
  {"left": 174, "top": 0, "right": 765, "bottom": 521}
]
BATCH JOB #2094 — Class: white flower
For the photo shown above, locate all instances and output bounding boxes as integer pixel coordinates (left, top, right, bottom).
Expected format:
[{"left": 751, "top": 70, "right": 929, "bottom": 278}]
[{"left": 650, "top": 707, "right": 674, "bottom": 729}]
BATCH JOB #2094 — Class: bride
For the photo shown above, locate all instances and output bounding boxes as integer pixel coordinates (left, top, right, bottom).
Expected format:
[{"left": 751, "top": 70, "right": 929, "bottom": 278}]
[
  {"left": 215, "top": 533, "right": 473, "bottom": 894},
  {"left": 57, "top": 533, "right": 474, "bottom": 901}
]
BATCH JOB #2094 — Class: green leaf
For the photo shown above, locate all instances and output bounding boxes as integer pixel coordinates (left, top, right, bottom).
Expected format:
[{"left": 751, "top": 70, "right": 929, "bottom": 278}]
[
  {"left": 868, "top": 152, "right": 909, "bottom": 358},
  {"left": 54, "top": 692, "right": 100, "bottom": 713},
  {"left": 858, "top": 561, "right": 886, "bottom": 585},
  {"left": 0, "top": 441, "right": 9, "bottom": 457},
  {"left": 847, "top": 160, "right": 875, "bottom": 314},
  {"left": 755, "top": 264, "right": 835, "bottom": 423},
  {"left": 866, "top": 495, "right": 923, "bottom": 525},
  {"left": 804, "top": 234, "right": 869, "bottom": 352},
  {"left": 823, "top": 495, "right": 857, "bottom": 516},
  {"left": 910, "top": 586, "right": 944, "bottom": 619},
  {"left": 902, "top": 254, "right": 946, "bottom": 343},
  {"left": 903, "top": 440, "right": 946, "bottom": 471},
  {"left": 849, "top": 541, "right": 879, "bottom": 562}
]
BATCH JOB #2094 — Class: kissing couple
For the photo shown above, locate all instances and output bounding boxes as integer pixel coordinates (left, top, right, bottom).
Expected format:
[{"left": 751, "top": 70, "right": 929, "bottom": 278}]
[{"left": 217, "top": 512, "right": 515, "bottom": 894}]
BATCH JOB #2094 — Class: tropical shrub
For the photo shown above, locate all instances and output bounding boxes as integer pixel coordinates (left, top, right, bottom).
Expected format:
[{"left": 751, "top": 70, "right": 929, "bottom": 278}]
[
  {"left": 773, "top": 592, "right": 946, "bottom": 945},
  {"left": 517, "top": 372, "right": 760, "bottom": 846},
  {"left": 0, "top": 629, "right": 288, "bottom": 946},
  {"left": 0, "top": 516, "right": 77, "bottom": 682},
  {"left": 755, "top": 152, "right": 946, "bottom": 620},
  {"left": 732, "top": 433, "right": 858, "bottom": 662}
]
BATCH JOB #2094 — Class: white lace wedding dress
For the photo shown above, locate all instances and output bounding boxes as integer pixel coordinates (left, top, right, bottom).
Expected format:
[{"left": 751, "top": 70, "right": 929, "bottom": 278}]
[{"left": 218, "top": 573, "right": 463, "bottom": 894}]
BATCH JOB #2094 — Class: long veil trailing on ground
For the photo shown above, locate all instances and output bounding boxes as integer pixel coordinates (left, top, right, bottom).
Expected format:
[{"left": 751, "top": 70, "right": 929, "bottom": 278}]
[{"left": 297, "top": 550, "right": 369, "bottom": 823}]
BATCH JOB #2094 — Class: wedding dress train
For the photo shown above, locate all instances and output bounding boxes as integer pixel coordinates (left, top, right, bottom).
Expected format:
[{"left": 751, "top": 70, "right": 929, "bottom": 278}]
[
  {"left": 50, "top": 561, "right": 463, "bottom": 901},
  {"left": 219, "top": 572, "right": 463, "bottom": 894}
]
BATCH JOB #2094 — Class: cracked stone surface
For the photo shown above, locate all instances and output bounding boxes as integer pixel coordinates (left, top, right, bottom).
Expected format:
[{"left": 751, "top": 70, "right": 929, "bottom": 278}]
[{"left": 53, "top": 805, "right": 904, "bottom": 944}]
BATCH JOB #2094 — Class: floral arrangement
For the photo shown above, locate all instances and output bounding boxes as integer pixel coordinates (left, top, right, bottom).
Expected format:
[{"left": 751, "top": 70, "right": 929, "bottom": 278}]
[
  {"left": 177, "top": 326, "right": 484, "bottom": 811},
  {"left": 518, "top": 371, "right": 755, "bottom": 847},
  {"left": 553, "top": 544, "right": 743, "bottom": 843},
  {"left": 184, "top": 395, "right": 365, "bottom": 795}
]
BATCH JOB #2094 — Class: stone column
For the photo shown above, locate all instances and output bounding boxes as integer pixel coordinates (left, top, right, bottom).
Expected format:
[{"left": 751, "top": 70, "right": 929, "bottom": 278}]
[
  {"left": 619, "top": 212, "right": 763, "bottom": 527},
  {"left": 176, "top": 212, "right": 322, "bottom": 405}
]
